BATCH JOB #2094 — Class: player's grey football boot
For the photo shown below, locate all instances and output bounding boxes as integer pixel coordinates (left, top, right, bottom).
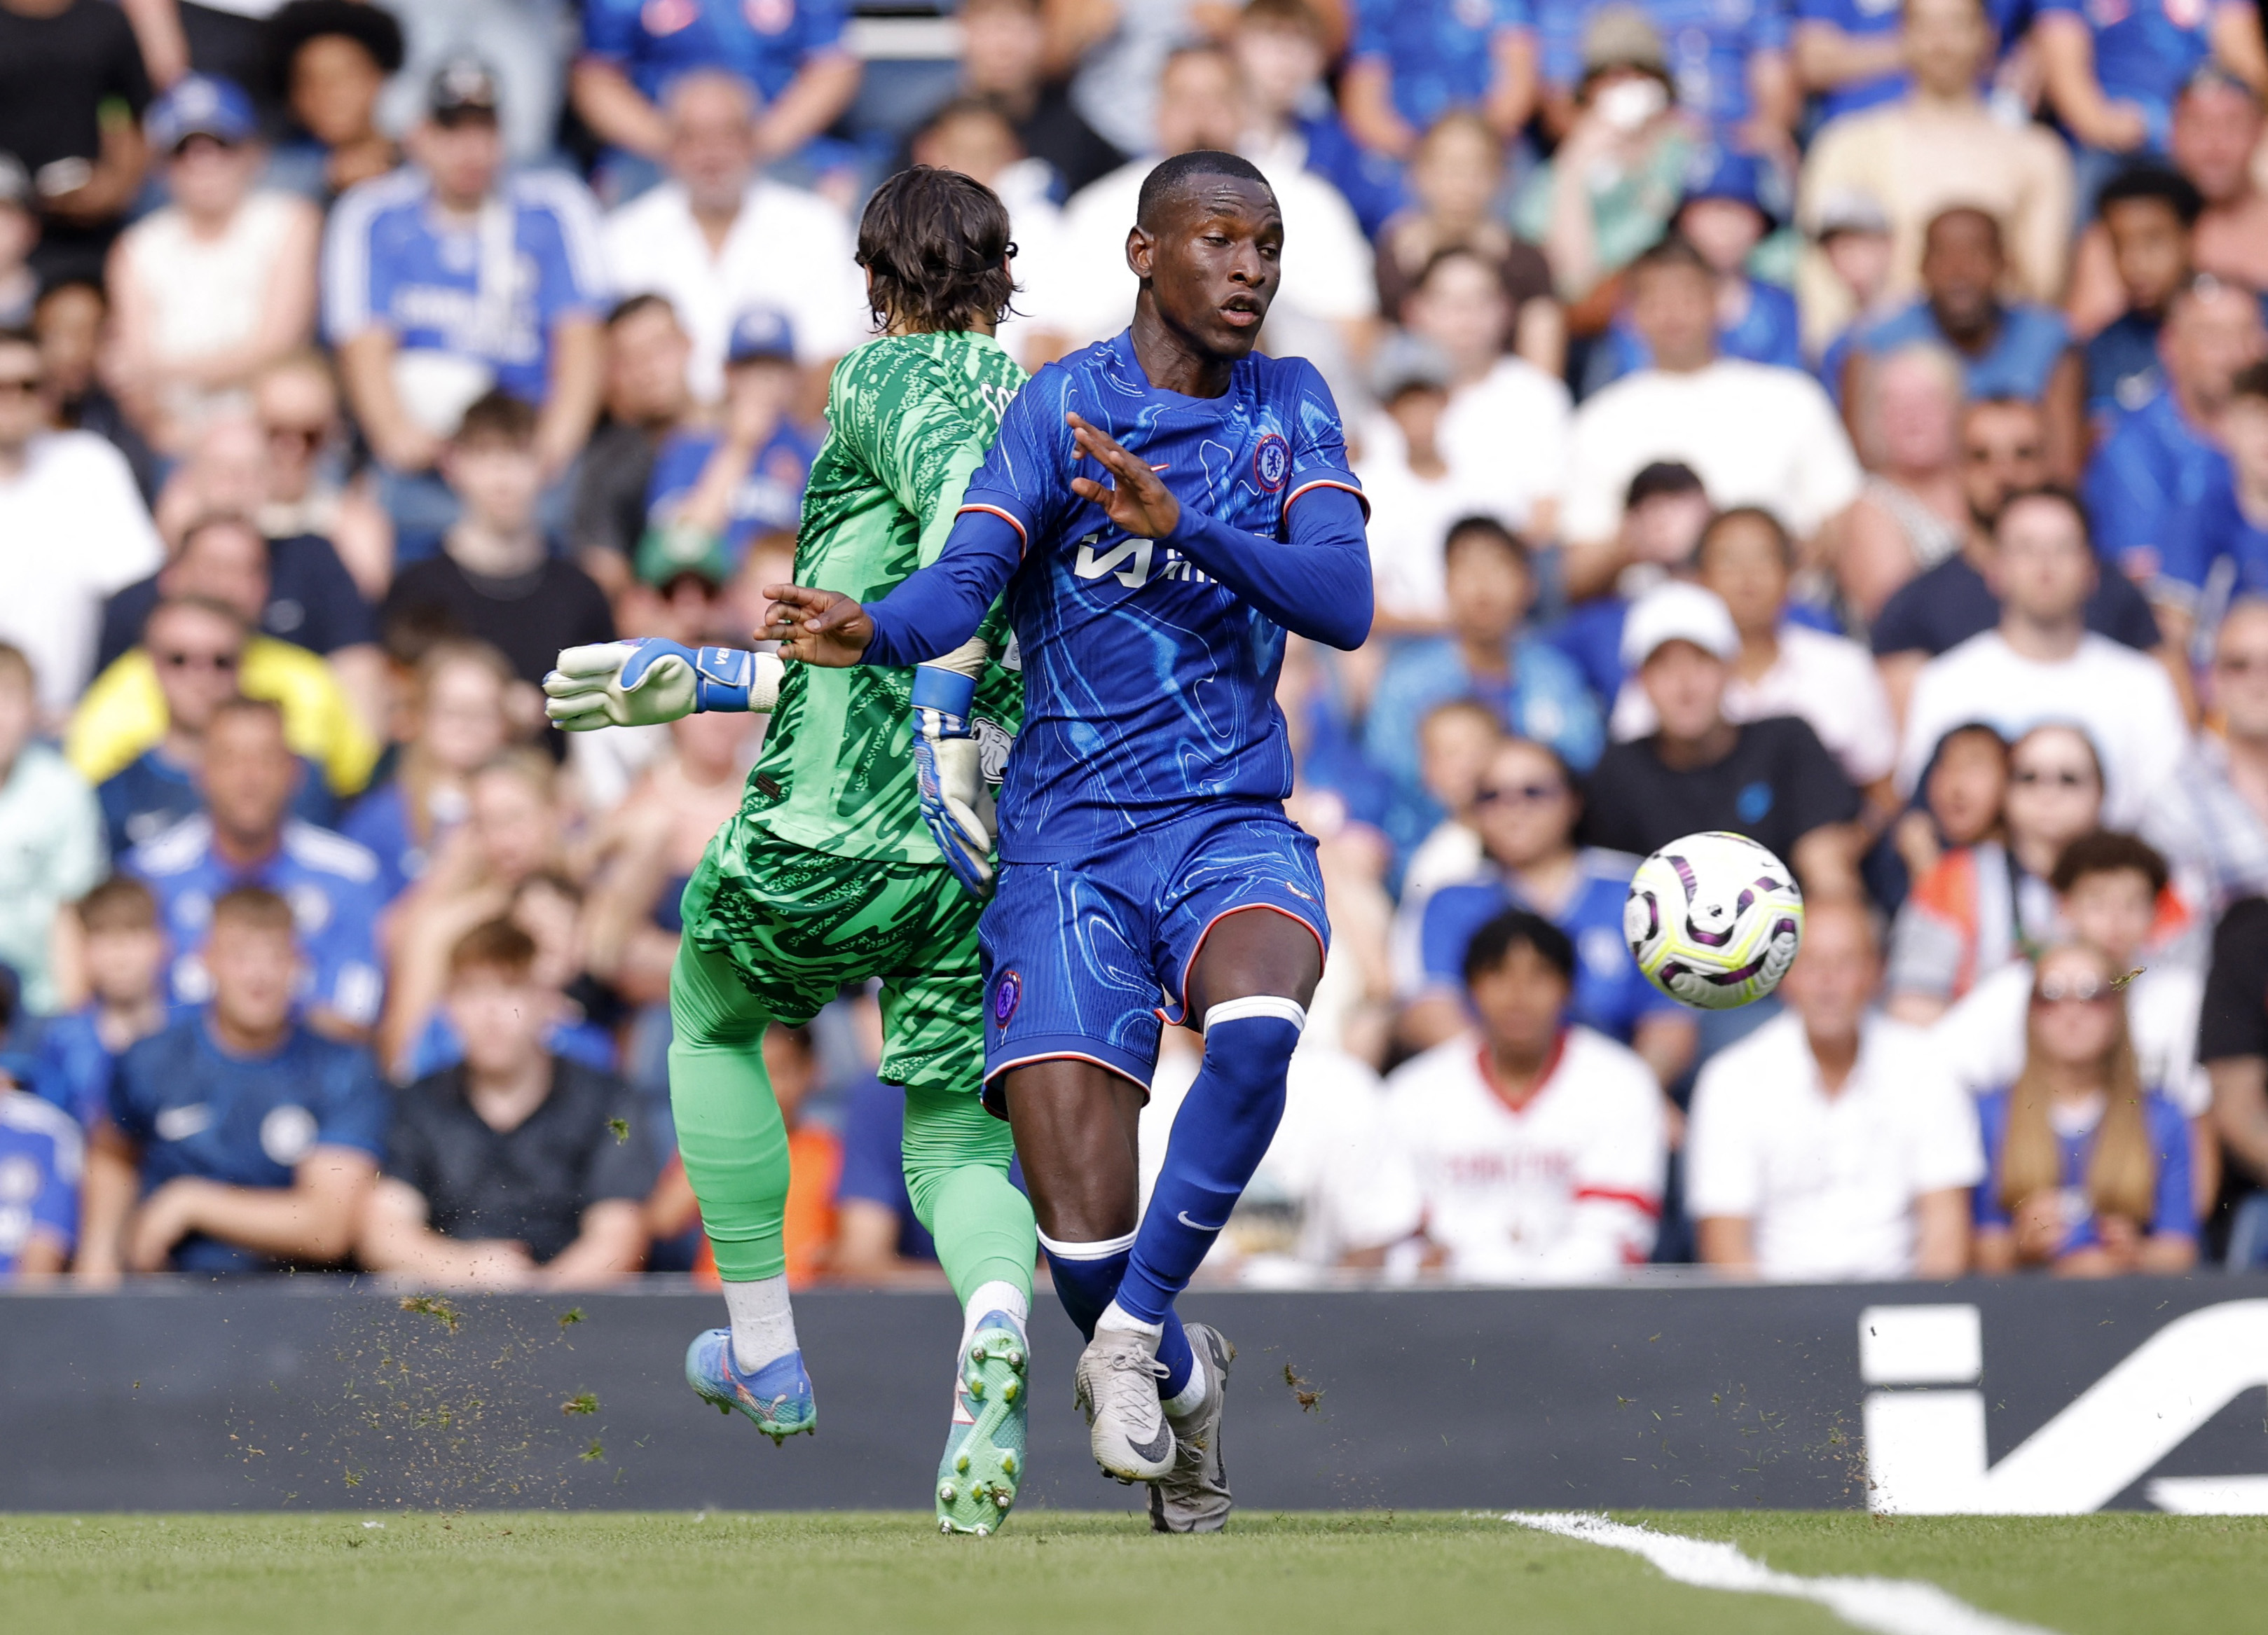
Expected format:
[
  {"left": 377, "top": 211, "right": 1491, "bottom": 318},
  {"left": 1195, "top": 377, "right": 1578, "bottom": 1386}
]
[
  {"left": 1150, "top": 1321, "right": 1236, "bottom": 1533},
  {"left": 1073, "top": 1328, "right": 1176, "bottom": 1482}
]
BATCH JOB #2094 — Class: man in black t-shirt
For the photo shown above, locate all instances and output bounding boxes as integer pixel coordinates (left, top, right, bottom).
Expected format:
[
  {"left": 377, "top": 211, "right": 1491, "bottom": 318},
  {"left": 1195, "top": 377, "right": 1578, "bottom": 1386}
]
[
  {"left": 1581, "top": 583, "right": 1864, "bottom": 900},
  {"left": 0, "top": 0, "right": 151, "bottom": 287},
  {"left": 568, "top": 294, "right": 696, "bottom": 597},
  {"left": 1873, "top": 396, "right": 2162, "bottom": 717},
  {"left": 2199, "top": 896, "right": 2268, "bottom": 1266},
  {"left": 359, "top": 919, "right": 654, "bottom": 1286}
]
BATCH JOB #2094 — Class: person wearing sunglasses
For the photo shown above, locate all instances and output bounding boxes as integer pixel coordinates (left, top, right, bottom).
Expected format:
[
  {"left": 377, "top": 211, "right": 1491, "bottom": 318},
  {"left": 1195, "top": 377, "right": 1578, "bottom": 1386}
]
[{"left": 1973, "top": 940, "right": 2198, "bottom": 1275}]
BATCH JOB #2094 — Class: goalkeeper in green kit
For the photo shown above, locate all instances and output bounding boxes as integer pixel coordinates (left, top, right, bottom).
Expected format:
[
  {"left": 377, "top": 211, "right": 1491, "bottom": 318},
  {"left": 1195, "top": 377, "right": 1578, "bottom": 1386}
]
[{"left": 542, "top": 167, "right": 1036, "bottom": 1536}]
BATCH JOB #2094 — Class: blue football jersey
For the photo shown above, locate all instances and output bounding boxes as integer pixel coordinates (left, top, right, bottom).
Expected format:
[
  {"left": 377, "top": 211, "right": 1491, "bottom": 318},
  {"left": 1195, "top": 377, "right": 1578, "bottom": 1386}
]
[
  {"left": 956, "top": 332, "right": 1366, "bottom": 860},
  {"left": 644, "top": 422, "right": 817, "bottom": 560},
  {"left": 0, "top": 1091, "right": 83, "bottom": 1273},
  {"left": 1539, "top": 0, "right": 1791, "bottom": 131},
  {"left": 582, "top": 0, "right": 847, "bottom": 104}
]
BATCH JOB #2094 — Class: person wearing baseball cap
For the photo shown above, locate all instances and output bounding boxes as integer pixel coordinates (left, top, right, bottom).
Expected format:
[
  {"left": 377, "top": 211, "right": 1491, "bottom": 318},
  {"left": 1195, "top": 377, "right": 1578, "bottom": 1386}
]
[{"left": 1579, "top": 579, "right": 1864, "bottom": 904}]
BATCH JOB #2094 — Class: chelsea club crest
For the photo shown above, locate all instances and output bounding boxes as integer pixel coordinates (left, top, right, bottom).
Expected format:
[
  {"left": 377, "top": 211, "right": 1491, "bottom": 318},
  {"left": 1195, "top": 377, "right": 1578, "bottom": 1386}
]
[{"left": 1253, "top": 433, "right": 1289, "bottom": 492}]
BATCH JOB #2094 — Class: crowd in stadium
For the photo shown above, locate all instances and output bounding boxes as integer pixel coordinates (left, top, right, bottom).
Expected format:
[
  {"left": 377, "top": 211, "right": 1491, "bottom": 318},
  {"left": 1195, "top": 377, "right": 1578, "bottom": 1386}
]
[{"left": 6, "top": 0, "right": 2268, "bottom": 1290}]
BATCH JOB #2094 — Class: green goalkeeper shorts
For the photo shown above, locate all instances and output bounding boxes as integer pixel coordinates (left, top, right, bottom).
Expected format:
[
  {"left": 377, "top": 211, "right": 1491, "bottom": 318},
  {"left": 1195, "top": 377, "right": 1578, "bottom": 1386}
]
[{"left": 679, "top": 820, "right": 986, "bottom": 1100}]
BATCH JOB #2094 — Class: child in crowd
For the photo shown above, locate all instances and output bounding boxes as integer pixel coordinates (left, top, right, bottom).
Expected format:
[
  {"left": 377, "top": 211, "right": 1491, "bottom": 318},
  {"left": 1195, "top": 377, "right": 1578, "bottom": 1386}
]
[
  {"left": 339, "top": 637, "right": 518, "bottom": 901},
  {"left": 36, "top": 878, "right": 170, "bottom": 1127}
]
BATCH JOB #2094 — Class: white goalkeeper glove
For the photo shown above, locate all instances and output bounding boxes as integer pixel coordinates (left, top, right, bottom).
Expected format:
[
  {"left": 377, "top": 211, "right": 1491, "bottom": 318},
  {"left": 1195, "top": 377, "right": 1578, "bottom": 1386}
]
[
  {"left": 910, "top": 663, "right": 998, "bottom": 898},
  {"left": 542, "top": 640, "right": 783, "bottom": 731}
]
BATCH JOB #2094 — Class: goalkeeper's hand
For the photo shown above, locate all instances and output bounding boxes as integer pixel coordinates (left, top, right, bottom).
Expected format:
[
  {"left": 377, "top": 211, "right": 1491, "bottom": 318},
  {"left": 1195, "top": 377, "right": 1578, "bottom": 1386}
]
[
  {"left": 909, "top": 663, "right": 996, "bottom": 898},
  {"left": 542, "top": 640, "right": 783, "bottom": 731}
]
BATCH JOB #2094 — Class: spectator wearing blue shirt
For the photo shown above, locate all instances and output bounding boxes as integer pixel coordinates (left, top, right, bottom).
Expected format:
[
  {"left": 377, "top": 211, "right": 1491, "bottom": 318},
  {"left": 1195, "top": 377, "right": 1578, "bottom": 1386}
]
[
  {"left": 338, "top": 639, "right": 516, "bottom": 903},
  {"left": 1399, "top": 734, "right": 1697, "bottom": 1086},
  {"left": 1234, "top": 0, "right": 1414, "bottom": 241},
  {"left": 2156, "top": 359, "right": 2268, "bottom": 641},
  {"left": 1973, "top": 940, "right": 2199, "bottom": 1274},
  {"left": 0, "top": 1086, "right": 81, "bottom": 1280},
  {"left": 638, "top": 308, "right": 815, "bottom": 572},
  {"left": 1541, "top": 460, "right": 1716, "bottom": 703},
  {"left": 322, "top": 60, "right": 609, "bottom": 553},
  {"left": 31, "top": 877, "right": 169, "bottom": 1131},
  {"left": 1539, "top": 0, "right": 1797, "bottom": 143},
  {"left": 1365, "top": 516, "right": 1607, "bottom": 861},
  {"left": 572, "top": 0, "right": 860, "bottom": 184},
  {"left": 2085, "top": 273, "right": 2265, "bottom": 582},
  {"left": 1343, "top": 0, "right": 1539, "bottom": 160},
  {"left": 125, "top": 696, "right": 387, "bottom": 1041},
  {"left": 2037, "top": 0, "right": 2266, "bottom": 192},
  {"left": 78, "top": 885, "right": 386, "bottom": 1280},
  {"left": 1840, "top": 207, "right": 2084, "bottom": 478},
  {"left": 2084, "top": 165, "right": 2204, "bottom": 436},
  {"left": 1794, "top": 0, "right": 2032, "bottom": 123}
]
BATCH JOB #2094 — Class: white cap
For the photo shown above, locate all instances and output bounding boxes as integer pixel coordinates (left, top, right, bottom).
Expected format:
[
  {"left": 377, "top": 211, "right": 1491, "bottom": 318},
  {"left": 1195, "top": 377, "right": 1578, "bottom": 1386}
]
[{"left": 1620, "top": 581, "right": 1740, "bottom": 668}]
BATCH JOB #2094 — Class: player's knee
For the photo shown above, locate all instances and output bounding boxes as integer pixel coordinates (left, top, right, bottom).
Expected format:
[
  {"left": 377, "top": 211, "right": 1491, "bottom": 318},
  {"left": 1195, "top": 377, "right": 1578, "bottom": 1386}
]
[{"left": 1200, "top": 997, "right": 1305, "bottom": 1086}]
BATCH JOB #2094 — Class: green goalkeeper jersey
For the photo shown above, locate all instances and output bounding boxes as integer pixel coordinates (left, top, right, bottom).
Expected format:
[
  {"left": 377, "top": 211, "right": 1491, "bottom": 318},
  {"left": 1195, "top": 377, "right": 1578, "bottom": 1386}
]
[{"left": 738, "top": 329, "right": 1026, "bottom": 864}]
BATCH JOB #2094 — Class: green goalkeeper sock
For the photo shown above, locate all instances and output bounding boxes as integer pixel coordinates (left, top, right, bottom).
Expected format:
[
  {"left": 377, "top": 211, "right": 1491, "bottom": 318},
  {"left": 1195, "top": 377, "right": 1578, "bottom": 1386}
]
[
  {"left": 900, "top": 1083, "right": 1036, "bottom": 1316},
  {"left": 668, "top": 939, "right": 792, "bottom": 1285}
]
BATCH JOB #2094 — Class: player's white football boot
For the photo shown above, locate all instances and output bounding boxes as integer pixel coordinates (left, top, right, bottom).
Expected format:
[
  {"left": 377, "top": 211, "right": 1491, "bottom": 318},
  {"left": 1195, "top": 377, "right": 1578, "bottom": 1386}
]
[
  {"left": 1150, "top": 1322, "right": 1236, "bottom": 1533},
  {"left": 1073, "top": 1329, "right": 1175, "bottom": 1482},
  {"left": 936, "top": 1311, "right": 1029, "bottom": 1536}
]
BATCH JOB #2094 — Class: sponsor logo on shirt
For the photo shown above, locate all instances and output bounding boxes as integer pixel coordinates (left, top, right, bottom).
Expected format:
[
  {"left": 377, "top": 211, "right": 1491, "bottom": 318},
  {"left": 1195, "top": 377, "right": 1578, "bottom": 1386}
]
[
  {"left": 155, "top": 1103, "right": 214, "bottom": 1143},
  {"left": 0, "top": 1154, "right": 41, "bottom": 1203},
  {"left": 1071, "top": 533, "right": 1216, "bottom": 591},
  {"left": 261, "top": 1104, "right": 318, "bottom": 1167}
]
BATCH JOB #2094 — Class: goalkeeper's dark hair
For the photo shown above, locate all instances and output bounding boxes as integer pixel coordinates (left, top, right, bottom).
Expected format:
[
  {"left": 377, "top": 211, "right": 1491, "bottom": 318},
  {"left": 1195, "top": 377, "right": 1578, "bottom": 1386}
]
[
  {"left": 1136, "top": 147, "right": 1273, "bottom": 231},
  {"left": 1462, "top": 907, "right": 1576, "bottom": 991},
  {"left": 856, "top": 165, "right": 1018, "bottom": 336}
]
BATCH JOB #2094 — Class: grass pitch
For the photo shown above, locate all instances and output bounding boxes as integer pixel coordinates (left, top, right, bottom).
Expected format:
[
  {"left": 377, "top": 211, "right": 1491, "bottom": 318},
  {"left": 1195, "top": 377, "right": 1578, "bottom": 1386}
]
[{"left": 5, "top": 1510, "right": 2259, "bottom": 1634}]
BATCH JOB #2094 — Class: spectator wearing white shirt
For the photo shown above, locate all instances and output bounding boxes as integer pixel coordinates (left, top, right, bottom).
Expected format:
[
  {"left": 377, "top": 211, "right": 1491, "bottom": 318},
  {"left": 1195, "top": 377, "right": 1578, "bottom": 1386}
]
[
  {"left": 600, "top": 71, "right": 866, "bottom": 405},
  {"left": 1689, "top": 900, "right": 1984, "bottom": 1282},
  {"left": 1561, "top": 236, "right": 1863, "bottom": 599},
  {"left": 0, "top": 328, "right": 165, "bottom": 721},
  {"left": 1614, "top": 506, "right": 1899, "bottom": 806},
  {"left": 1340, "top": 909, "right": 1667, "bottom": 1283},
  {"left": 1354, "top": 335, "right": 1491, "bottom": 633},
  {"left": 2143, "top": 597, "right": 2268, "bottom": 916},
  {"left": 1897, "top": 485, "right": 2192, "bottom": 829},
  {"left": 1401, "top": 243, "right": 1571, "bottom": 545}
]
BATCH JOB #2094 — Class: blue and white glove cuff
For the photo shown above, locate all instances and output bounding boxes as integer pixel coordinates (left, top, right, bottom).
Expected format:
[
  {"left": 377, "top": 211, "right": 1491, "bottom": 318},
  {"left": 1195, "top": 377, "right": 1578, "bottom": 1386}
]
[{"left": 912, "top": 663, "right": 977, "bottom": 731}]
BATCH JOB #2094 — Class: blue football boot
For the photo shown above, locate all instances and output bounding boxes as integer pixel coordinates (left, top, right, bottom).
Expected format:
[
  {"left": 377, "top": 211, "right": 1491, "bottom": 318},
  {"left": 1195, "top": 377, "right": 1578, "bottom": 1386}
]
[{"left": 685, "top": 1329, "right": 817, "bottom": 1444}]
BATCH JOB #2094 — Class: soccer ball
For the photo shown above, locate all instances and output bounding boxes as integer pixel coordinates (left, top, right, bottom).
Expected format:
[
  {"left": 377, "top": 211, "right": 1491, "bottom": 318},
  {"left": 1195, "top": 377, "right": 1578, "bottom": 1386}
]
[{"left": 1623, "top": 832, "right": 1805, "bottom": 1010}]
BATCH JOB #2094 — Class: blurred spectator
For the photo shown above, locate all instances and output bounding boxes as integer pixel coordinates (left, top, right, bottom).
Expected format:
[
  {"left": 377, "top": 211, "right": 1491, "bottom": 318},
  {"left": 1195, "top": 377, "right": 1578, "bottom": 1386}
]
[
  {"left": 124, "top": 696, "right": 386, "bottom": 1038},
  {"left": 1045, "top": 45, "right": 1378, "bottom": 370},
  {"left": 379, "top": 391, "right": 616, "bottom": 688},
  {"left": 0, "top": 326, "right": 165, "bottom": 721},
  {"left": 1538, "top": 0, "right": 1794, "bottom": 146},
  {"left": 905, "top": 97, "right": 1068, "bottom": 373},
  {"left": 1888, "top": 719, "right": 2006, "bottom": 900},
  {"left": 1232, "top": 0, "right": 1410, "bottom": 244},
  {"left": 402, "top": 874, "right": 616, "bottom": 1082},
  {"left": 1689, "top": 900, "right": 1981, "bottom": 1280},
  {"left": 1342, "top": 909, "right": 1667, "bottom": 1282},
  {"left": 1836, "top": 343, "right": 1969, "bottom": 622},
  {"left": 2158, "top": 361, "right": 2268, "bottom": 639},
  {"left": 1937, "top": 831, "right": 2208, "bottom": 1119},
  {"left": 79, "top": 884, "right": 385, "bottom": 1280},
  {"left": 1838, "top": 207, "right": 2082, "bottom": 481},
  {"left": 1973, "top": 939, "right": 2199, "bottom": 1274},
  {"left": 1514, "top": 10, "right": 1695, "bottom": 305},
  {"left": 1871, "top": 397, "right": 2163, "bottom": 721},
  {"left": 1355, "top": 338, "right": 1485, "bottom": 633},
  {"left": 1054, "top": 0, "right": 1210, "bottom": 164},
  {"left": 72, "top": 515, "right": 379, "bottom": 806},
  {"left": 0, "top": 155, "right": 34, "bottom": 329},
  {"left": 1803, "top": 185, "right": 1897, "bottom": 365},
  {"left": 106, "top": 76, "right": 322, "bottom": 457},
  {"left": 263, "top": 0, "right": 406, "bottom": 204},
  {"left": 88, "top": 596, "right": 337, "bottom": 854},
  {"left": 1897, "top": 488, "right": 2188, "bottom": 827},
  {"left": 2035, "top": 0, "right": 2265, "bottom": 173},
  {"left": 1365, "top": 517, "right": 1604, "bottom": 846},
  {"left": 360, "top": 918, "right": 652, "bottom": 1288},
  {"left": 1796, "top": 0, "right": 2072, "bottom": 352},
  {"left": 2172, "top": 67, "right": 2268, "bottom": 293},
  {"left": 35, "top": 877, "right": 168, "bottom": 1128},
  {"left": 0, "top": 1073, "right": 80, "bottom": 1281},
  {"left": 1397, "top": 697, "right": 1502, "bottom": 902},
  {"left": 376, "top": 0, "right": 568, "bottom": 166},
  {"left": 1580, "top": 581, "right": 1864, "bottom": 900},
  {"left": 33, "top": 279, "right": 162, "bottom": 505},
  {"left": 957, "top": 0, "right": 1123, "bottom": 200},
  {"left": 1889, "top": 722, "right": 2100, "bottom": 1018},
  {"left": 1401, "top": 735, "right": 1696, "bottom": 1084},
  {"left": 339, "top": 638, "right": 517, "bottom": 902},
  {"left": 1401, "top": 247, "right": 1572, "bottom": 544},
  {"left": 1560, "top": 237, "right": 1862, "bottom": 595},
  {"left": 570, "top": 296, "right": 696, "bottom": 593},
  {"left": 1616, "top": 508, "right": 1897, "bottom": 805},
  {"left": 1543, "top": 460, "right": 1715, "bottom": 703},
  {"left": 2143, "top": 599, "right": 2268, "bottom": 915},
  {"left": 252, "top": 354, "right": 395, "bottom": 604},
  {"left": 1375, "top": 111, "right": 1560, "bottom": 375},
  {"left": 323, "top": 59, "right": 607, "bottom": 536},
  {"left": 640, "top": 308, "right": 816, "bottom": 572},
  {"left": 572, "top": 0, "right": 860, "bottom": 177},
  {"left": 1340, "top": 0, "right": 1536, "bottom": 160},
  {"left": 2081, "top": 167, "right": 2201, "bottom": 435},
  {"left": 2084, "top": 274, "right": 2266, "bottom": 586},
  {"left": 830, "top": 1075, "right": 950, "bottom": 1284},
  {"left": 2200, "top": 894, "right": 2268, "bottom": 1265},
  {"left": 0, "top": 644, "right": 105, "bottom": 1016},
  {"left": 603, "top": 71, "right": 865, "bottom": 405},
  {"left": 0, "top": 0, "right": 152, "bottom": 289}
]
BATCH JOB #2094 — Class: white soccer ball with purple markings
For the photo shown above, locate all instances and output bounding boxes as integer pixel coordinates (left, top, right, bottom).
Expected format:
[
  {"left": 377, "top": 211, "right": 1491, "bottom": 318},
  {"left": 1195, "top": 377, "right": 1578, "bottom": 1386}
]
[{"left": 1623, "top": 832, "right": 1805, "bottom": 1011}]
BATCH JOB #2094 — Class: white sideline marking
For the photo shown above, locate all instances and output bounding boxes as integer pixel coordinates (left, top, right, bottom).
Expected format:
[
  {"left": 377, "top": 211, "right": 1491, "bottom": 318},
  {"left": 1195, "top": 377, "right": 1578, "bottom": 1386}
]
[{"left": 1503, "top": 1512, "right": 2062, "bottom": 1635}]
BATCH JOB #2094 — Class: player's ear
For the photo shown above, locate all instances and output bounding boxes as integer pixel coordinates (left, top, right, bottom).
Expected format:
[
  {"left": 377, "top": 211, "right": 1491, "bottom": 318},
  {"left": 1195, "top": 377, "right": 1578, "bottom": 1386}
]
[{"left": 1125, "top": 225, "right": 1154, "bottom": 281}]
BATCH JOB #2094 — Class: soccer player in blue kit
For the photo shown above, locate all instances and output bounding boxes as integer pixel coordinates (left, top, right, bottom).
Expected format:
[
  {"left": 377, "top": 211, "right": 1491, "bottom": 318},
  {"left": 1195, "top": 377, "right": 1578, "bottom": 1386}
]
[{"left": 766, "top": 149, "right": 1373, "bottom": 1531}]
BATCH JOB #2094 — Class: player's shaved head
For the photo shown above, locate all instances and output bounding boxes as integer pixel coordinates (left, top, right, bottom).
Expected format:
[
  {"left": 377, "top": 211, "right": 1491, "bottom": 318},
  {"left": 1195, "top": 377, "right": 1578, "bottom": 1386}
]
[{"left": 1136, "top": 149, "right": 1273, "bottom": 233}]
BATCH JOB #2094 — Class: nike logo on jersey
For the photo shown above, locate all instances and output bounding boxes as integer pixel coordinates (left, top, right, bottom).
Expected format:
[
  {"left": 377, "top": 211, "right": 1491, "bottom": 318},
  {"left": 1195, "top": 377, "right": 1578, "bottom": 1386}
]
[{"left": 1176, "top": 1210, "right": 1223, "bottom": 1232}]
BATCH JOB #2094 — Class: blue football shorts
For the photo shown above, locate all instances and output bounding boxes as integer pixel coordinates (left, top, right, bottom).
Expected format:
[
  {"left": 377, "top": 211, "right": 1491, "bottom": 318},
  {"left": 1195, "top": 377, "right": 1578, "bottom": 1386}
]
[{"left": 977, "top": 803, "right": 1330, "bottom": 1098}]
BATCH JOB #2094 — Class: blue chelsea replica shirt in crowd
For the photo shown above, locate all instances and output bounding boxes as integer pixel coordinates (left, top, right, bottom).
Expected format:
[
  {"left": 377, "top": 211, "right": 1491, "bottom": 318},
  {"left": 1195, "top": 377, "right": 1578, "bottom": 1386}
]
[
  {"left": 2157, "top": 464, "right": 2268, "bottom": 615},
  {"left": 2084, "top": 387, "right": 2227, "bottom": 581},
  {"left": 322, "top": 167, "right": 608, "bottom": 404},
  {"left": 107, "top": 1014, "right": 387, "bottom": 1274},
  {"left": 864, "top": 332, "right": 1372, "bottom": 862},
  {"left": 1796, "top": 0, "right": 2033, "bottom": 122},
  {"left": 1539, "top": 0, "right": 1789, "bottom": 131},
  {"left": 582, "top": 0, "right": 846, "bottom": 104},
  {"left": 2035, "top": 0, "right": 2223, "bottom": 149},
  {"left": 1838, "top": 300, "right": 2071, "bottom": 408},
  {"left": 0, "top": 1091, "right": 83, "bottom": 1274},
  {"left": 125, "top": 817, "right": 388, "bottom": 1030},
  {"left": 643, "top": 422, "right": 817, "bottom": 562},
  {"left": 1351, "top": 0, "right": 1533, "bottom": 132}
]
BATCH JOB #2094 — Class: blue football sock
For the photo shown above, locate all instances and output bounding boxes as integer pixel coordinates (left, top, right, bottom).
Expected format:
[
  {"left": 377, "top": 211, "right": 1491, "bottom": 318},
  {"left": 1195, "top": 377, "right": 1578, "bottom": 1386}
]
[
  {"left": 1040, "top": 1231, "right": 1197, "bottom": 1397},
  {"left": 1115, "top": 998, "right": 1304, "bottom": 1332}
]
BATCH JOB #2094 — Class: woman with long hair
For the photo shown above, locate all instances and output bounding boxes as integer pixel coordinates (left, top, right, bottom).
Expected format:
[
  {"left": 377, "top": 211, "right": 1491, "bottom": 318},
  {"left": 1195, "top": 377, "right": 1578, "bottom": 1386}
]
[
  {"left": 341, "top": 639, "right": 518, "bottom": 902},
  {"left": 1973, "top": 940, "right": 2198, "bottom": 1275}
]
